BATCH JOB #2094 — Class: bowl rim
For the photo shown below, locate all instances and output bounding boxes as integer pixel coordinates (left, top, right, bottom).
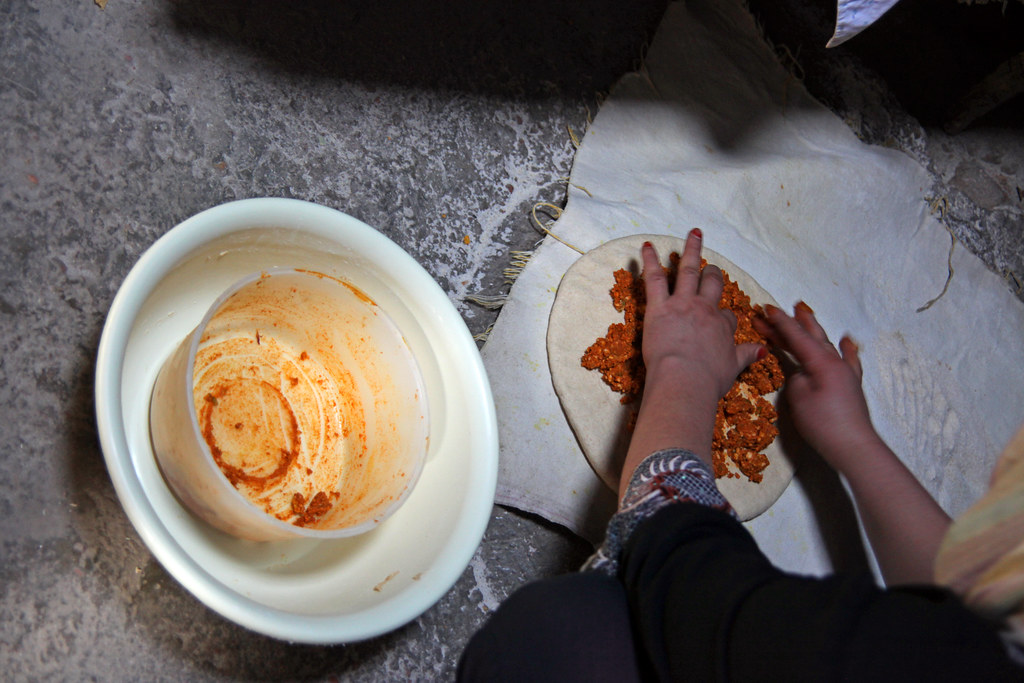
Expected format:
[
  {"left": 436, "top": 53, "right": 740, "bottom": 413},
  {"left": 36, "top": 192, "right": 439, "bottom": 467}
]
[{"left": 94, "top": 198, "right": 498, "bottom": 643}]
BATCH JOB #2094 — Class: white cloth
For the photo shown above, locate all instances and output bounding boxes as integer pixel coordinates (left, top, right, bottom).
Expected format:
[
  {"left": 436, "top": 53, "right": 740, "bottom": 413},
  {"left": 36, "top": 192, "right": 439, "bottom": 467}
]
[{"left": 481, "top": 0, "right": 1024, "bottom": 579}]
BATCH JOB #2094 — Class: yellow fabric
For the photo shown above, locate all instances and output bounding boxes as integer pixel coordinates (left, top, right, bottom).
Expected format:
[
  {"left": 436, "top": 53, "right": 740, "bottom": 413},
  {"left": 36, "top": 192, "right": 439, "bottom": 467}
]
[{"left": 936, "top": 424, "right": 1024, "bottom": 641}]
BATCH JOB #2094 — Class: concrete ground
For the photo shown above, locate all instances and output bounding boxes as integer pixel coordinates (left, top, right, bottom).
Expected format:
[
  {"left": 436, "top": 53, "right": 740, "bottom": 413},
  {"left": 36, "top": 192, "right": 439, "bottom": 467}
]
[{"left": 2, "top": 0, "right": 1021, "bottom": 680}]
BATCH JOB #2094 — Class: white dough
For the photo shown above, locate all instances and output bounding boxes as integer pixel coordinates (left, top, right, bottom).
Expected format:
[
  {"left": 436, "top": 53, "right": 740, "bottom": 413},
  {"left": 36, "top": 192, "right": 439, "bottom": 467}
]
[{"left": 547, "top": 234, "right": 794, "bottom": 521}]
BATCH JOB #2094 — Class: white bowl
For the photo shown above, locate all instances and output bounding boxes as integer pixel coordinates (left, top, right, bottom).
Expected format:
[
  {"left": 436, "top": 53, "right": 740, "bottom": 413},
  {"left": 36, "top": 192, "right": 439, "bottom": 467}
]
[
  {"left": 150, "top": 268, "right": 431, "bottom": 541},
  {"left": 95, "top": 198, "right": 498, "bottom": 643}
]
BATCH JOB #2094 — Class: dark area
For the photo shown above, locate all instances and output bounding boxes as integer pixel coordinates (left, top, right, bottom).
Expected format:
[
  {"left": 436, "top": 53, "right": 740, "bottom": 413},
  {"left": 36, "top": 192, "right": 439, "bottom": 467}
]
[
  {"left": 746, "top": 0, "right": 1024, "bottom": 129},
  {"left": 169, "top": 0, "right": 670, "bottom": 99}
]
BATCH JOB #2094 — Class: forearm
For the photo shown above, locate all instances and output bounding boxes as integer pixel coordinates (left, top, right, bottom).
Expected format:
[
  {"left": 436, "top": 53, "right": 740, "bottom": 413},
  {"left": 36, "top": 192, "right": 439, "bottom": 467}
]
[
  {"left": 619, "top": 358, "right": 718, "bottom": 498},
  {"left": 830, "top": 435, "right": 952, "bottom": 586}
]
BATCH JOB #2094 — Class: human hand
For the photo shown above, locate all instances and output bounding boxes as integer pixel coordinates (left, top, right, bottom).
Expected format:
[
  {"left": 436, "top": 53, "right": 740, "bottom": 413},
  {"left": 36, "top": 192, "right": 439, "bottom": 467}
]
[
  {"left": 753, "top": 303, "right": 879, "bottom": 469},
  {"left": 620, "top": 230, "right": 764, "bottom": 481},
  {"left": 755, "top": 304, "right": 953, "bottom": 584},
  {"left": 640, "top": 230, "right": 764, "bottom": 406}
]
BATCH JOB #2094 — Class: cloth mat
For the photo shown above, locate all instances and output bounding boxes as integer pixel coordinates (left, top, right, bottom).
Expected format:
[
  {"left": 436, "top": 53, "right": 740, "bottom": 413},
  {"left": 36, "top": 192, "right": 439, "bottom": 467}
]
[{"left": 481, "top": 0, "right": 1024, "bottom": 577}]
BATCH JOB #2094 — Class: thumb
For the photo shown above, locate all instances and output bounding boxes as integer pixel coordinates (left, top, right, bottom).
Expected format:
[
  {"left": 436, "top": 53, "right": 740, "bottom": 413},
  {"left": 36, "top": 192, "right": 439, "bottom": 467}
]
[{"left": 735, "top": 343, "right": 766, "bottom": 375}]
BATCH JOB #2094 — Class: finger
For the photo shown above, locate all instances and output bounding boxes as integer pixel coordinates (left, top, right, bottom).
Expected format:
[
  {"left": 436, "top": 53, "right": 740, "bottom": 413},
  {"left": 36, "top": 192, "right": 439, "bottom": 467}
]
[
  {"left": 735, "top": 343, "right": 767, "bottom": 375},
  {"left": 793, "top": 301, "right": 830, "bottom": 345},
  {"left": 764, "top": 304, "right": 835, "bottom": 370},
  {"left": 676, "top": 228, "right": 704, "bottom": 295},
  {"left": 698, "top": 263, "right": 725, "bottom": 304},
  {"left": 720, "top": 306, "right": 738, "bottom": 335},
  {"left": 839, "top": 336, "right": 863, "bottom": 380},
  {"left": 751, "top": 313, "right": 781, "bottom": 347},
  {"left": 641, "top": 242, "right": 670, "bottom": 307}
]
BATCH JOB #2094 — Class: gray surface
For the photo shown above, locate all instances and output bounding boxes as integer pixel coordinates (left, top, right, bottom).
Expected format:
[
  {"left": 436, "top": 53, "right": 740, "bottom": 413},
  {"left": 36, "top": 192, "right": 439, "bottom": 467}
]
[
  {"left": 2, "top": 0, "right": 1022, "bottom": 680},
  {"left": 1, "top": 1, "right": 656, "bottom": 679}
]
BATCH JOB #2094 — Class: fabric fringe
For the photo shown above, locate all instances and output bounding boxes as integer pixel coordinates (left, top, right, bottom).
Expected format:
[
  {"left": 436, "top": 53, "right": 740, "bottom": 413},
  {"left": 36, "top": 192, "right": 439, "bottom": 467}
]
[
  {"left": 464, "top": 110, "right": 598, "bottom": 341},
  {"left": 465, "top": 250, "right": 534, "bottom": 343}
]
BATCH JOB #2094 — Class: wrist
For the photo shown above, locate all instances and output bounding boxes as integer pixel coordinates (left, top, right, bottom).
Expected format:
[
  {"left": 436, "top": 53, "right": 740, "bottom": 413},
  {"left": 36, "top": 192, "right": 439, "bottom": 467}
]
[
  {"left": 634, "top": 371, "right": 717, "bottom": 466},
  {"left": 643, "top": 356, "right": 721, "bottom": 407},
  {"left": 818, "top": 427, "right": 888, "bottom": 475}
]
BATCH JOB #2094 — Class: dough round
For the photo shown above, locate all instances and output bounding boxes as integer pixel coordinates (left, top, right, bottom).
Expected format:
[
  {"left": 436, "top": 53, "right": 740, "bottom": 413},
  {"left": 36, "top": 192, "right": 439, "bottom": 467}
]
[{"left": 547, "top": 234, "right": 794, "bottom": 521}]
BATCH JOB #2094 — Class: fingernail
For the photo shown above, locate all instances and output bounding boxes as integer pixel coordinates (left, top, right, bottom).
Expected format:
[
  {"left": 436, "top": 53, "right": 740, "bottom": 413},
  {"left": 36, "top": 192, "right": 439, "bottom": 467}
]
[
  {"left": 642, "top": 240, "right": 653, "bottom": 249},
  {"left": 690, "top": 228, "right": 703, "bottom": 239},
  {"left": 795, "top": 300, "right": 814, "bottom": 315},
  {"left": 764, "top": 304, "right": 780, "bottom": 317},
  {"left": 756, "top": 347, "right": 769, "bottom": 361}
]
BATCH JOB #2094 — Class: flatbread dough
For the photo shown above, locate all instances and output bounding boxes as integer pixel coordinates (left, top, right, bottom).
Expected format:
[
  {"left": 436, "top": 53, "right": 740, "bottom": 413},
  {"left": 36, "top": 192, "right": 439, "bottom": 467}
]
[{"left": 547, "top": 234, "right": 794, "bottom": 521}]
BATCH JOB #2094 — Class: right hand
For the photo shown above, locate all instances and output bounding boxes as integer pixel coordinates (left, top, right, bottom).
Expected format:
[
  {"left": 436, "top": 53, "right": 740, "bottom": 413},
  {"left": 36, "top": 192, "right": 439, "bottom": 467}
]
[
  {"left": 754, "top": 304, "right": 879, "bottom": 469},
  {"left": 618, "top": 230, "right": 763, "bottom": 478},
  {"left": 641, "top": 231, "right": 763, "bottom": 406}
]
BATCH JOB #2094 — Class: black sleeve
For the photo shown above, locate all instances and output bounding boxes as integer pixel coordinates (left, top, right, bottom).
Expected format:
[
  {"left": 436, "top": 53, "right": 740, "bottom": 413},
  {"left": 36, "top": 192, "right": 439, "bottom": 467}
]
[{"left": 620, "top": 503, "right": 1021, "bottom": 682}]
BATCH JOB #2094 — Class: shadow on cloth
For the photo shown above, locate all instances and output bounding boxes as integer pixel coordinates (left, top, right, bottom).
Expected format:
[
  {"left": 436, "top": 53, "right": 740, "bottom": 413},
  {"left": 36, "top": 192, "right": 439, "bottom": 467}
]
[{"left": 778, "top": 405, "right": 874, "bottom": 576}]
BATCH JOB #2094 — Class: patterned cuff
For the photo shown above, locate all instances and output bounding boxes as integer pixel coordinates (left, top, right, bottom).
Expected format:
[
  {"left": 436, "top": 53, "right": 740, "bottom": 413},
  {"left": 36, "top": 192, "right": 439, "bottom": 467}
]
[{"left": 582, "top": 448, "right": 735, "bottom": 575}]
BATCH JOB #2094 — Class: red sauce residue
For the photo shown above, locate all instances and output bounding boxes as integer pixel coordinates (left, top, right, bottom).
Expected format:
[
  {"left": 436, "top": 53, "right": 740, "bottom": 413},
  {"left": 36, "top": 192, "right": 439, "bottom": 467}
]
[
  {"left": 294, "top": 268, "right": 378, "bottom": 306},
  {"left": 291, "top": 490, "right": 333, "bottom": 526},
  {"left": 193, "top": 268, "right": 414, "bottom": 528},
  {"left": 343, "top": 281, "right": 376, "bottom": 306},
  {"left": 199, "top": 380, "right": 301, "bottom": 489}
]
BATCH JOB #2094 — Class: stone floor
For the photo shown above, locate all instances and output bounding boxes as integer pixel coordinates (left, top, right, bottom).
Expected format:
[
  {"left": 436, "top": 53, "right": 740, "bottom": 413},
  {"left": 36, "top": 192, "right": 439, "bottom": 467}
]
[{"left": 1, "top": 0, "right": 1021, "bottom": 680}]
